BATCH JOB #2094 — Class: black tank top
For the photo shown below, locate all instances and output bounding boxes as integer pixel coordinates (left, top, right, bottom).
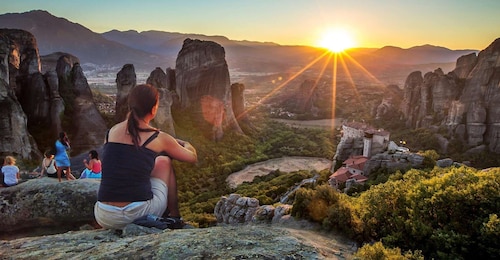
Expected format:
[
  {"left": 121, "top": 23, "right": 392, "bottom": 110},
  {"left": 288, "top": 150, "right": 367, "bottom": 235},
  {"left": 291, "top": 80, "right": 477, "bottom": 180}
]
[{"left": 97, "top": 131, "right": 159, "bottom": 202}]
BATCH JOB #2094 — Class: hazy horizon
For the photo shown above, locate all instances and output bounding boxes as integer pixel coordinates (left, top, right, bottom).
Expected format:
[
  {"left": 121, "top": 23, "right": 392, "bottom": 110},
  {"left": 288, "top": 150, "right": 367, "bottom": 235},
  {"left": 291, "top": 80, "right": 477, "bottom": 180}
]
[{"left": 1, "top": 0, "right": 499, "bottom": 51}]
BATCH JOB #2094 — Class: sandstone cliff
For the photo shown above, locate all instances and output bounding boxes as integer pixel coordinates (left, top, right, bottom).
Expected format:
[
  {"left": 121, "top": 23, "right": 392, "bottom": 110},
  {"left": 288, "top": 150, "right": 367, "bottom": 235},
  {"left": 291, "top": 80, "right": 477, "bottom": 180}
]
[
  {"left": 0, "top": 28, "right": 108, "bottom": 159},
  {"left": 175, "top": 38, "right": 242, "bottom": 140},
  {"left": 400, "top": 38, "right": 500, "bottom": 153},
  {"left": 147, "top": 67, "right": 176, "bottom": 136},
  {"left": 0, "top": 29, "right": 41, "bottom": 160},
  {"left": 114, "top": 64, "right": 136, "bottom": 123}
]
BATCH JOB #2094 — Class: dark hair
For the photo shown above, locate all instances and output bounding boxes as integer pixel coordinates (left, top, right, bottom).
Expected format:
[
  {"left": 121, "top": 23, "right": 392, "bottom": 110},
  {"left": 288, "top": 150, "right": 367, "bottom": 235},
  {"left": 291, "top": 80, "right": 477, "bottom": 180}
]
[
  {"left": 44, "top": 150, "right": 52, "bottom": 158},
  {"left": 89, "top": 150, "right": 99, "bottom": 160},
  {"left": 58, "top": 132, "right": 69, "bottom": 146},
  {"left": 127, "top": 84, "right": 159, "bottom": 147}
]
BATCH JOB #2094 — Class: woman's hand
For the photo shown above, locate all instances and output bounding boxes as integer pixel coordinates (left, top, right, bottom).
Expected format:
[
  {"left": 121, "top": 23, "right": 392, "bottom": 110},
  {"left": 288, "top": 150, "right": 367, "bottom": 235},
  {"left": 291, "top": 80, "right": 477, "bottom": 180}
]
[{"left": 176, "top": 139, "right": 186, "bottom": 147}]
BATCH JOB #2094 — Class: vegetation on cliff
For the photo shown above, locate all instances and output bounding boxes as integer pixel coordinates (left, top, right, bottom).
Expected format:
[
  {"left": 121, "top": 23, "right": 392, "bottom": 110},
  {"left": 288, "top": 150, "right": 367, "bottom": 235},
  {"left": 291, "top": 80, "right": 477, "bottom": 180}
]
[
  {"left": 169, "top": 113, "right": 337, "bottom": 227},
  {"left": 292, "top": 166, "right": 500, "bottom": 259}
]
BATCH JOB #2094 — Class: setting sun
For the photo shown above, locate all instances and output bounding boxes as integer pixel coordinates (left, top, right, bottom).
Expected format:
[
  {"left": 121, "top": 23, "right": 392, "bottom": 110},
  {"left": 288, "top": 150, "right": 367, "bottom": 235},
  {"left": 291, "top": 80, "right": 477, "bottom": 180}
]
[{"left": 317, "top": 29, "right": 356, "bottom": 53}]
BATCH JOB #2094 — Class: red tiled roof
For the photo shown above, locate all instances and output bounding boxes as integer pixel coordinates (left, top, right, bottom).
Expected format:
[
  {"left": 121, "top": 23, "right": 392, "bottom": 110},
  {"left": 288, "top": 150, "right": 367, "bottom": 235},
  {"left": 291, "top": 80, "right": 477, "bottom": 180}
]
[
  {"left": 350, "top": 174, "right": 368, "bottom": 182},
  {"left": 343, "top": 156, "right": 368, "bottom": 170},
  {"left": 330, "top": 167, "right": 352, "bottom": 183}
]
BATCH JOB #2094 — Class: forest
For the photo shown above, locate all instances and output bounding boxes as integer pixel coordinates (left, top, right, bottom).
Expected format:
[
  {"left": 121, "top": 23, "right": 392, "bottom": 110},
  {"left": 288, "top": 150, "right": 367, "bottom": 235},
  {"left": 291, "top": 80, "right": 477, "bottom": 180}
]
[{"left": 149, "top": 102, "right": 500, "bottom": 259}]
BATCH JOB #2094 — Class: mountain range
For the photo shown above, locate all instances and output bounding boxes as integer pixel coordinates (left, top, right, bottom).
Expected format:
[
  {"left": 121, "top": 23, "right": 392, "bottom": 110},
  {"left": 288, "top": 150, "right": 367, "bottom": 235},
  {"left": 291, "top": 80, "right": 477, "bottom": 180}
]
[{"left": 0, "top": 10, "right": 478, "bottom": 74}]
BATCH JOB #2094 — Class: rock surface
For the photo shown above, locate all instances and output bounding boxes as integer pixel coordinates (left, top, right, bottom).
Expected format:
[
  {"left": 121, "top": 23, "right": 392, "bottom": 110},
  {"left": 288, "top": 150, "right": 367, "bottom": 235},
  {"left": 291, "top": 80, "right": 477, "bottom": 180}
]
[
  {"left": 147, "top": 67, "right": 176, "bottom": 136},
  {"left": 0, "top": 224, "right": 355, "bottom": 259},
  {"left": 0, "top": 177, "right": 355, "bottom": 259},
  {"left": 115, "top": 63, "right": 136, "bottom": 123},
  {"left": 63, "top": 62, "right": 108, "bottom": 153},
  {"left": 0, "top": 29, "right": 40, "bottom": 160},
  {"left": 399, "top": 38, "right": 500, "bottom": 153},
  {"left": 175, "top": 38, "right": 242, "bottom": 140},
  {"left": 0, "top": 178, "right": 99, "bottom": 233}
]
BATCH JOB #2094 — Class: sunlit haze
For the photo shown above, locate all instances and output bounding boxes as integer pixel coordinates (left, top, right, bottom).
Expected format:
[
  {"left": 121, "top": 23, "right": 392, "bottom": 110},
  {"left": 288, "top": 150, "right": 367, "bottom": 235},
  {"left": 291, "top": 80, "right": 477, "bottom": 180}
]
[
  {"left": 1, "top": 0, "right": 499, "bottom": 50},
  {"left": 317, "top": 28, "right": 356, "bottom": 52}
]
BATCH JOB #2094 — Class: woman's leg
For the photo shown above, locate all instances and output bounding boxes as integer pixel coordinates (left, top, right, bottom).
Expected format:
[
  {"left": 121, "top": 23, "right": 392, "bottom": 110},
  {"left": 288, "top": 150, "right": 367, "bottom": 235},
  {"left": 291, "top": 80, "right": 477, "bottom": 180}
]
[
  {"left": 57, "top": 167, "right": 63, "bottom": 182},
  {"left": 150, "top": 156, "right": 180, "bottom": 217},
  {"left": 66, "top": 168, "right": 76, "bottom": 180}
]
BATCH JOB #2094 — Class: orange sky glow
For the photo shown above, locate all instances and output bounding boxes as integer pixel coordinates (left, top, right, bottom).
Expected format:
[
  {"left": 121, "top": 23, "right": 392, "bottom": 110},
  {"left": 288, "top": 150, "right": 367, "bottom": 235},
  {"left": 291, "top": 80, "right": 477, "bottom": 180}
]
[{"left": 2, "top": 0, "right": 500, "bottom": 50}]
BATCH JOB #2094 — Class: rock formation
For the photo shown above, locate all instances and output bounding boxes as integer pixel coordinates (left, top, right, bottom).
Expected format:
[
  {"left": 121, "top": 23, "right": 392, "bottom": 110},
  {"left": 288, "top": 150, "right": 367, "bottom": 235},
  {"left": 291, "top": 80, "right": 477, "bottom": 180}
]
[
  {"left": 399, "top": 38, "right": 500, "bottom": 153},
  {"left": 214, "top": 194, "right": 259, "bottom": 224},
  {"left": 60, "top": 61, "right": 108, "bottom": 153},
  {"left": 231, "top": 83, "right": 246, "bottom": 121},
  {"left": 115, "top": 64, "right": 136, "bottom": 123},
  {"left": 363, "top": 152, "right": 425, "bottom": 175},
  {"left": 294, "top": 79, "right": 319, "bottom": 115},
  {"left": 0, "top": 29, "right": 41, "bottom": 159},
  {"left": 146, "top": 67, "right": 176, "bottom": 136},
  {"left": 0, "top": 28, "right": 108, "bottom": 159},
  {"left": 0, "top": 178, "right": 98, "bottom": 233},
  {"left": 400, "top": 68, "right": 461, "bottom": 129},
  {"left": 374, "top": 84, "right": 403, "bottom": 120},
  {"left": 175, "top": 38, "right": 242, "bottom": 140}
]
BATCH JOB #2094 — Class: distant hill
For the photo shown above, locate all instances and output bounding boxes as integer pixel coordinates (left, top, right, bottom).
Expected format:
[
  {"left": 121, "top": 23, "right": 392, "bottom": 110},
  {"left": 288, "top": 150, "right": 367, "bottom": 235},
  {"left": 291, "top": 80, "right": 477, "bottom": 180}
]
[
  {"left": 369, "top": 44, "right": 476, "bottom": 64},
  {"left": 0, "top": 10, "right": 479, "bottom": 74},
  {"left": 0, "top": 10, "right": 168, "bottom": 70}
]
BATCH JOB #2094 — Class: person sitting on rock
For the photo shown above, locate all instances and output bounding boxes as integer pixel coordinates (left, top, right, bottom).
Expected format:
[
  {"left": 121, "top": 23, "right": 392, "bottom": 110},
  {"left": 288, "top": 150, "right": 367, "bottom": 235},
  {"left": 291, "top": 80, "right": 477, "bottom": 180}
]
[
  {"left": 2, "top": 156, "right": 21, "bottom": 187},
  {"left": 41, "top": 150, "right": 58, "bottom": 178},
  {"left": 94, "top": 84, "right": 197, "bottom": 230},
  {"left": 80, "top": 150, "right": 102, "bottom": 179}
]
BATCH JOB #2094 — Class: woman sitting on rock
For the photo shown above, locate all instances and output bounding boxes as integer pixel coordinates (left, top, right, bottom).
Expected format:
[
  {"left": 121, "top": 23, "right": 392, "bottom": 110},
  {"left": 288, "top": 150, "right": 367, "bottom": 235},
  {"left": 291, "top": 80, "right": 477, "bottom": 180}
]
[
  {"left": 2, "top": 156, "right": 20, "bottom": 187},
  {"left": 80, "top": 150, "right": 102, "bottom": 179},
  {"left": 94, "top": 84, "right": 197, "bottom": 230},
  {"left": 41, "top": 151, "right": 58, "bottom": 178}
]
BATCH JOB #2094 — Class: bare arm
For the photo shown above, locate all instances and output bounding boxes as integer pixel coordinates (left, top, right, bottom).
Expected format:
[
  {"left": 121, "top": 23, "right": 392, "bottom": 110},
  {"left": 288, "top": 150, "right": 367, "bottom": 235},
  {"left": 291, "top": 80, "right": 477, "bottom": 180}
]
[{"left": 155, "top": 133, "right": 197, "bottom": 163}]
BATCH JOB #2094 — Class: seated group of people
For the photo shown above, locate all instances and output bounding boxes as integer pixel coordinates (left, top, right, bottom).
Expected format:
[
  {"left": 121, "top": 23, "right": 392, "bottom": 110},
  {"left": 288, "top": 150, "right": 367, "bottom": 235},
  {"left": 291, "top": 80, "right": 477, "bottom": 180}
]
[
  {"left": 41, "top": 149, "right": 102, "bottom": 179},
  {"left": 4, "top": 84, "right": 198, "bottom": 230}
]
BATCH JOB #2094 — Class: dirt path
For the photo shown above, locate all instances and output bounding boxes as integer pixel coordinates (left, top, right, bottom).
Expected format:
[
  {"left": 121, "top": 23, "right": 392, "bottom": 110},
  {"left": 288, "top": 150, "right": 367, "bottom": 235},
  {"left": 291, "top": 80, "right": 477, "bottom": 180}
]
[
  {"left": 273, "top": 118, "right": 344, "bottom": 130},
  {"left": 226, "top": 156, "right": 332, "bottom": 189}
]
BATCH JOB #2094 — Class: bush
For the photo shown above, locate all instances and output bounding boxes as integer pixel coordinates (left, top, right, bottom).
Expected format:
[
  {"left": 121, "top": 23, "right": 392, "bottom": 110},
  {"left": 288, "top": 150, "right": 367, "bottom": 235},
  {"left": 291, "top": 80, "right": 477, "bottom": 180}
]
[{"left": 353, "top": 242, "right": 424, "bottom": 260}]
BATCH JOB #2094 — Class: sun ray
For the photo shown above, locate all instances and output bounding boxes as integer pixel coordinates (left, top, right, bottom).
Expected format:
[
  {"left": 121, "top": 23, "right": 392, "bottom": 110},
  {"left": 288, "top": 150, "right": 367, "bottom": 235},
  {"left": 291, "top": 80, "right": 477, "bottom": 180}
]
[
  {"left": 341, "top": 52, "right": 385, "bottom": 86},
  {"left": 331, "top": 53, "right": 338, "bottom": 131},
  {"left": 299, "top": 51, "right": 334, "bottom": 113},
  {"left": 337, "top": 54, "right": 362, "bottom": 103},
  {"left": 237, "top": 50, "right": 330, "bottom": 120}
]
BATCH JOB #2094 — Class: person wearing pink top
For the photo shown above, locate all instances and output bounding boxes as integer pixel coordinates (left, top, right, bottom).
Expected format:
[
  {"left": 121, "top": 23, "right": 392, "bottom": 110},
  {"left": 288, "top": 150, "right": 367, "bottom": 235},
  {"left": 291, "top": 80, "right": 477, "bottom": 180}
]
[{"left": 80, "top": 150, "right": 102, "bottom": 179}]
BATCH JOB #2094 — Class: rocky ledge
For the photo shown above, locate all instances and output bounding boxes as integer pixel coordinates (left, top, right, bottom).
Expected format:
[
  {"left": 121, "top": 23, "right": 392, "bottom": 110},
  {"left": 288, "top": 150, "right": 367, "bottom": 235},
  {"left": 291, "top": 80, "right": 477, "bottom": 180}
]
[
  {"left": 0, "top": 178, "right": 355, "bottom": 259},
  {"left": 0, "top": 224, "right": 354, "bottom": 259}
]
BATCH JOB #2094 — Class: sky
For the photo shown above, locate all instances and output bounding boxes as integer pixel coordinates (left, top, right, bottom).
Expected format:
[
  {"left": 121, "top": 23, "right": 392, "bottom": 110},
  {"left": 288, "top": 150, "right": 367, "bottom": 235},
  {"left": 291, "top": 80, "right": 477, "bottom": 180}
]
[{"left": 1, "top": 0, "right": 499, "bottom": 50}]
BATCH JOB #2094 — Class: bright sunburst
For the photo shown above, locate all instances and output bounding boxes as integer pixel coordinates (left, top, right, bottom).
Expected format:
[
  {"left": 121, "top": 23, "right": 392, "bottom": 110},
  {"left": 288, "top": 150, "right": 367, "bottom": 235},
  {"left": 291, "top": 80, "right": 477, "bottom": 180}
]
[{"left": 317, "top": 29, "right": 355, "bottom": 53}]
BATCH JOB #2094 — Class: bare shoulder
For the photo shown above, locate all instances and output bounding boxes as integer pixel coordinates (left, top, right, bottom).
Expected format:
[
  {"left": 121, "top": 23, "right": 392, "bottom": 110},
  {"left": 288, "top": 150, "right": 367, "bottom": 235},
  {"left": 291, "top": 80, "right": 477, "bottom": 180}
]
[{"left": 157, "top": 131, "right": 176, "bottom": 144}]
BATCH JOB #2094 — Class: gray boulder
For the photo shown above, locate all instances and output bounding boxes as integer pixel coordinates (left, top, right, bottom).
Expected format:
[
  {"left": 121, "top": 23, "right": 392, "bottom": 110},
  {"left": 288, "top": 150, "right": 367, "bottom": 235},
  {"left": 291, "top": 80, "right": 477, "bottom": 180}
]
[{"left": 0, "top": 178, "right": 99, "bottom": 233}]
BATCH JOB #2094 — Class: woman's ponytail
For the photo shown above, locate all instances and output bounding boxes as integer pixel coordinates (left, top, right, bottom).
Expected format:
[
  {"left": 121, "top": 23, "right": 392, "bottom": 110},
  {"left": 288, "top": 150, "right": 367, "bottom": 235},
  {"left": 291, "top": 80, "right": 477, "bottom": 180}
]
[{"left": 127, "top": 84, "right": 159, "bottom": 147}]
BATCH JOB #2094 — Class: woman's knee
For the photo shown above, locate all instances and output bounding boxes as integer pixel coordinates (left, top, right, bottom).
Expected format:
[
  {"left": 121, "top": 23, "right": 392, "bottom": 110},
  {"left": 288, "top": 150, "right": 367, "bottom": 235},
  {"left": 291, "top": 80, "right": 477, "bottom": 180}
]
[
  {"left": 155, "top": 156, "right": 172, "bottom": 169},
  {"left": 151, "top": 156, "right": 173, "bottom": 180}
]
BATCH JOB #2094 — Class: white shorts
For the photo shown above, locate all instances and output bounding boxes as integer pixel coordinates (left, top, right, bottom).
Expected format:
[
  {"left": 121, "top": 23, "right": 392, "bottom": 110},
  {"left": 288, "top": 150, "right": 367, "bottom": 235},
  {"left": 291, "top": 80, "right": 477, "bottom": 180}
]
[{"left": 94, "top": 177, "right": 168, "bottom": 229}]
